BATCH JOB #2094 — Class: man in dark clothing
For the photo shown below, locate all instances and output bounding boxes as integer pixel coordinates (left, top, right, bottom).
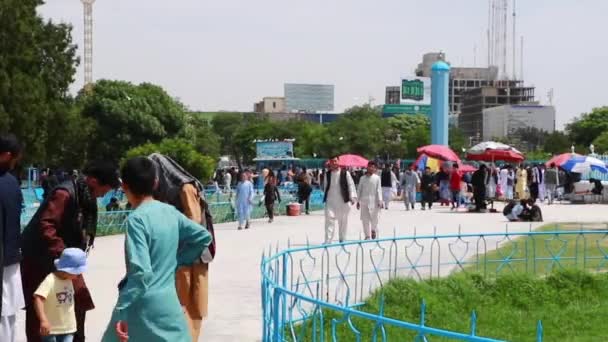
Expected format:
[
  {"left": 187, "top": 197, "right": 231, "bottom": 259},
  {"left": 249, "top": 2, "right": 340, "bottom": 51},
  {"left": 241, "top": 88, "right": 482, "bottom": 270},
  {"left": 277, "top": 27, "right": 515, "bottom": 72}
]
[
  {"left": 420, "top": 167, "right": 436, "bottom": 210},
  {"left": 20, "top": 160, "right": 119, "bottom": 342},
  {"left": 0, "top": 134, "right": 24, "bottom": 339},
  {"left": 471, "top": 164, "right": 488, "bottom": 212}
]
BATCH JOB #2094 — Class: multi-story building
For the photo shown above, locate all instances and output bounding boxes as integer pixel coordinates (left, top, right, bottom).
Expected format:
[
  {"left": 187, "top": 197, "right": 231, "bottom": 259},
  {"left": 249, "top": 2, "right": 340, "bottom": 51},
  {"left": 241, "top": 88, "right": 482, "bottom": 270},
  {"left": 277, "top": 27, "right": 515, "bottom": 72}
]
[
  {"left": 284, "top": 83, "right": 335, "bottom": 112},
  {"left": 385, "top": 86, "right": 400, "bottom": 105},
  {"left": 415, "top": 52, "right": 500, "bottom": 122},
  {"left": 459, "top": 81, "right": 536, "bottom": 140},
  {"left": 253, "top": 97, "right": 286, "bottom": 113},
  {"left": 482, "top": 104, "right": 556, "bottom": 141}
]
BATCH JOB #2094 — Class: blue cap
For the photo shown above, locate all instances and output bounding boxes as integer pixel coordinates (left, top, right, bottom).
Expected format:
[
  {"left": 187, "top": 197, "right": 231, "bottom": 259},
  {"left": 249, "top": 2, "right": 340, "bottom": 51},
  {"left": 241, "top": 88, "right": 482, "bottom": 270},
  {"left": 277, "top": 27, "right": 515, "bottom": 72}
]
[{"left": 54, "top": 248, "right": 88, "bottom": 275}]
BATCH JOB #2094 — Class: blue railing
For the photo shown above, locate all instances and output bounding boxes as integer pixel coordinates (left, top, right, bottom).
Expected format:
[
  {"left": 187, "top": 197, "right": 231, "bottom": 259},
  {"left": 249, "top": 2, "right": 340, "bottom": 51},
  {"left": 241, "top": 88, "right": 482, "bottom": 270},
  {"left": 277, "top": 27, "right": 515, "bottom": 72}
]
[
  {"left": 260, "top": 225, "right": 608, "bottom": 341},
  {"left": 21, "top": 188, "right": 326, "bottom": 234}
]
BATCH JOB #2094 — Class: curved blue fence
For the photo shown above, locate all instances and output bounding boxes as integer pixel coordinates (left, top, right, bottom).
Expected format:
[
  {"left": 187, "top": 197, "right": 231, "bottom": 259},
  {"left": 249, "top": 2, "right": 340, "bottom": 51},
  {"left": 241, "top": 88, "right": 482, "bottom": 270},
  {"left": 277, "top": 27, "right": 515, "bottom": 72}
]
[{"left": 260, "top": 225, "right": 608, "bottom": 341}]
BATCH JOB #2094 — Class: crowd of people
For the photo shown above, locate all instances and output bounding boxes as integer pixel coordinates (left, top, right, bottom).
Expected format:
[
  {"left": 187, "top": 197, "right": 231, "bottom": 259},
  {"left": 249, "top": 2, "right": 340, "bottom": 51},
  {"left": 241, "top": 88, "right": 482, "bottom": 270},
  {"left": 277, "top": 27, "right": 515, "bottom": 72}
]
[{"left": 1, "top": 134, "right": 215, "bottom": 342}]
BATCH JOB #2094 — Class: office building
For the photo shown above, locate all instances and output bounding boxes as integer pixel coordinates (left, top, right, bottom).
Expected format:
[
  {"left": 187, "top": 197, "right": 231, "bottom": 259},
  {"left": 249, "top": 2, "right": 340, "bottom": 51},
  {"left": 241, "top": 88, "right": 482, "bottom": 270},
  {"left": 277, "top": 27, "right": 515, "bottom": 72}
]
[
  {"left": 284, "top": 83, "right": 334, "bottom": 112},
  {"left": 415, "top": 52, "right": 500, "bottom": 120},
  {"left": 459, "top": 81, "right": 536, "bottom": 140},
  {"left": 482, "top": 104, "right": 556, "bottom": 141}
]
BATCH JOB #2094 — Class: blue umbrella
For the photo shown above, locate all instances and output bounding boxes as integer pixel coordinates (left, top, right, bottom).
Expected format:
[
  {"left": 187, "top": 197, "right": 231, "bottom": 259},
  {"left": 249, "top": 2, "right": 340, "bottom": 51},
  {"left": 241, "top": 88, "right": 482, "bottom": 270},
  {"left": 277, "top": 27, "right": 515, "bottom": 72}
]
[{"left": 561, "top": 155, "right": 608, "bottom": 174}]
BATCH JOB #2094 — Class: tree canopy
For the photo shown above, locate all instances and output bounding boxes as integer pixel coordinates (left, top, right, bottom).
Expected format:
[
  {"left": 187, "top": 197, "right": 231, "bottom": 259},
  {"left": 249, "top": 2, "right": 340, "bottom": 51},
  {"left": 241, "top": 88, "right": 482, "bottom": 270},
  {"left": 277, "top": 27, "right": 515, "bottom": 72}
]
[
  {"left": 0, "top": 0, "right": 79, "bottom": 164},
  {"left": 79, "top": 80, "right": 187, "bottom": 162},
  {"left": 123, "top": 138, "right": 215, "bottom": 181},
  {"left": 566, "top": 107, "right": 608, "bottom": 148}
]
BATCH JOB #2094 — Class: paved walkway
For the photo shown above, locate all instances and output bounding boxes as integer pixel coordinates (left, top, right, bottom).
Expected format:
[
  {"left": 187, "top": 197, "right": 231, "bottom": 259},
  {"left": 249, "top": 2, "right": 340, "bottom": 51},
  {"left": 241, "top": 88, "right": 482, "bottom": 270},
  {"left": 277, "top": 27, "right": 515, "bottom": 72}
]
[{"left": 14, "top": 203, "right": 607, "bottom": 341}]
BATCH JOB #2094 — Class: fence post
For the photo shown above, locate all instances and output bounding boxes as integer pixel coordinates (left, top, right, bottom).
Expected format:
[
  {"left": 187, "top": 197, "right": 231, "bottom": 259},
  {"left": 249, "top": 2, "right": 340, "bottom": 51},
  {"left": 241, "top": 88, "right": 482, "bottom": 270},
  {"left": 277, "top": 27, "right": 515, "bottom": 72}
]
[
  {"left": 273, "top": 288, "right": 282, "bottom": 342},
  {"left": 281, "top": 253, "right": 288, "bottom": 340}
]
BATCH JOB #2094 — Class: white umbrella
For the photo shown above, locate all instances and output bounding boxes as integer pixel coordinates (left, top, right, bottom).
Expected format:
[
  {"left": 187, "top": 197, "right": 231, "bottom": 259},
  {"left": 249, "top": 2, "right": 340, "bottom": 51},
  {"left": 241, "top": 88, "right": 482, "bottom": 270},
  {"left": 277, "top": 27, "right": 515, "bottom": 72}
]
[{"left": 467, "top": 141, "right": 522, "bottom": 155}]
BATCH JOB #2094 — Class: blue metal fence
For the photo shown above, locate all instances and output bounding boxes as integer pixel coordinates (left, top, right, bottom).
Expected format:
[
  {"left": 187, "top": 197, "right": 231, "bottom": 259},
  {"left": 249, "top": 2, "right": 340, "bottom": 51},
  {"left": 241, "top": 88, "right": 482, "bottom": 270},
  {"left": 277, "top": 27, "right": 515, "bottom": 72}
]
[
  {"left": 260, "top": 225, "right": 608, "bottom": 341},
  {"left": 20, "top": 188, "right": 326, "bottom": 234}
]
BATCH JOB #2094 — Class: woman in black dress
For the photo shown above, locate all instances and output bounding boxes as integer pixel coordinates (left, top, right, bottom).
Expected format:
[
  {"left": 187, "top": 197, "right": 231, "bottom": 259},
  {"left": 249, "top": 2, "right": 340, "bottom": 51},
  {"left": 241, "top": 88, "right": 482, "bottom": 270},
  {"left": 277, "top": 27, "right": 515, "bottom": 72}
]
[{"left": 264, "top": 171, "right": 281, "bottom": 223}]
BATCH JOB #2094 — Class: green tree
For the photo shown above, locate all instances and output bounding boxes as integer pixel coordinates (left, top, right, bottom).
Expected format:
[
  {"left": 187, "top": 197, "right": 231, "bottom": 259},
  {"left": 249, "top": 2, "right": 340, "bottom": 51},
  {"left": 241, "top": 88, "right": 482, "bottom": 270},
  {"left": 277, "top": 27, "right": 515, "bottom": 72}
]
[
  {"left": 0, "top": 0, "right": 79, "bottom": 163},
  {"left": 181, "top": 112, "right": 221, "bottom": 158},
  {"left": 566, "top": 106, "right": 608, "bottom": 147},
  {"left": 211, "top": 112, "right": 245, "bottom": 164},
  {"left": 592, "top": 131, "right": 608, "bottom": 155},
  {"left": 543, "top": 131, "right": 571, "bottom": 155},
  {"left": 79, "top": 80, "right": 187, "bottom": 162},
  {"left": 124, "top": 138, "right": 215, "bottom": 181},
  {"left": 449, "top": 126, "right": 467, "bottom": 156},
  {"left": 329, "top": 105, "right": 386, "bottom": 158},
  {"left": 385, "top": 114, "right": 430, "bottom": 158}
]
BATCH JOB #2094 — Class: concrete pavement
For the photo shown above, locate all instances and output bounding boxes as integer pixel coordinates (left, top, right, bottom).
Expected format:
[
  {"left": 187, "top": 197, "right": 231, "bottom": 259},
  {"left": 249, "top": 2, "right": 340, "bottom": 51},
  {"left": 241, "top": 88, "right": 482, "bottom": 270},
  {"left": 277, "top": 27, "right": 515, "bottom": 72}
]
[{"left": 14, "top": 202, "right": 607, "bottom": 341}]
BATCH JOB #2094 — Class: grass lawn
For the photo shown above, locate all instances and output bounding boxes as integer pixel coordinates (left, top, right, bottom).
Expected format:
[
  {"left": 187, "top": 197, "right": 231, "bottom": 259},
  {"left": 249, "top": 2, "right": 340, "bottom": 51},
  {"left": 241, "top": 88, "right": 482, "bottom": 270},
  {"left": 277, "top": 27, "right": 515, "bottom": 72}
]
[
  {"left": 289, "top": 223, "right": 608, "bottom": 341},
  {"left": 468, "top": 222, "right": 608, "bottom": 277}
]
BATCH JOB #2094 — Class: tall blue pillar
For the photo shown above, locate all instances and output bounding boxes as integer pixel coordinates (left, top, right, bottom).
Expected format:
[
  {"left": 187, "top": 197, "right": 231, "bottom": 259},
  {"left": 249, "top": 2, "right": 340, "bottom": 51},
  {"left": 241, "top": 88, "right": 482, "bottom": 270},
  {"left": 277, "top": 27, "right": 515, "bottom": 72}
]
[{"left": 431, "top": 61, "right": 450, "bottom": 146}]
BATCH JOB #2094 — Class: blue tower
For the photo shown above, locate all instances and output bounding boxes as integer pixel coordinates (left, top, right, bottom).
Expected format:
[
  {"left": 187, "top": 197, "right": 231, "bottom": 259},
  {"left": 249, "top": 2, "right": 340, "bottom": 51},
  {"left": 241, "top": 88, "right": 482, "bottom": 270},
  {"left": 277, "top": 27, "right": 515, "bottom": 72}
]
[{"left": 431, "top": 61, "right": 450, "bottom": 145}]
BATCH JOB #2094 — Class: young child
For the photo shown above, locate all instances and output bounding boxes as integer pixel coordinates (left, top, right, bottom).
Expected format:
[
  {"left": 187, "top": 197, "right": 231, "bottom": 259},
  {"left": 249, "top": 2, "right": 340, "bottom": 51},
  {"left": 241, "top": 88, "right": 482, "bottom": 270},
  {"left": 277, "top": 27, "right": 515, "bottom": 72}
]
[{"left": 33, "top": 248, "right": 87, "bottom": 342}]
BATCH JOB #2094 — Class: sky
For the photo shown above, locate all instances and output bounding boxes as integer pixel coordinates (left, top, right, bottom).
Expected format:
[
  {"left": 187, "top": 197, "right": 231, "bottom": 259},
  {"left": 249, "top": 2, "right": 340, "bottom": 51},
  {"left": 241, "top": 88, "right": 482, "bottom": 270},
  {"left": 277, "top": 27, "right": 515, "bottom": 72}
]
[{"left": 39, "top": 0, "right": 607, "bottom": 129}]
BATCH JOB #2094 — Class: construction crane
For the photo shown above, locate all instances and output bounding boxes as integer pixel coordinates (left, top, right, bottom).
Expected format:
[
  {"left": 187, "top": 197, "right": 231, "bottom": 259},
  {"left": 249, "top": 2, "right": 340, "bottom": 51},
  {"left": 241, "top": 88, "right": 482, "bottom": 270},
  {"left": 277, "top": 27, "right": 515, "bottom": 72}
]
[{"left": 81, "top": 0, "right": 95, "bottom": 91}]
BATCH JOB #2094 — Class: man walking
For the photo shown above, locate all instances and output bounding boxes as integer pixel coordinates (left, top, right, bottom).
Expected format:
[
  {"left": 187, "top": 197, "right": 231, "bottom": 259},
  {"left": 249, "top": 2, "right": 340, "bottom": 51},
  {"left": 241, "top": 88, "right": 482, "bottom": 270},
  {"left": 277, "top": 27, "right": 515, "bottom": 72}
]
[
  {"left": 545, "top": 163, "right": 559, "bottom": 205},
  {"left": 235, "top": 169, "right": 255, "bottom": 230},
  {"left": 324, "top": 156, "right": 357, "bottom": 244},
  {"left": 400, "top": 164, "right": 419, "bottom": 211},
  {"left": 380, "top": 164, "right": 397, "bottom": 210},
  {"left": 420, "top": 167, "right": 436, "bottom": 210},
  {"left": 21, "top": 161, "right": 120, "bottom": 342},
  {"left": 356, "top": 162, "right": 383, "bottom": 240},
  {"left": 0, "top": 135, "right": 25, "bottom": 342}
]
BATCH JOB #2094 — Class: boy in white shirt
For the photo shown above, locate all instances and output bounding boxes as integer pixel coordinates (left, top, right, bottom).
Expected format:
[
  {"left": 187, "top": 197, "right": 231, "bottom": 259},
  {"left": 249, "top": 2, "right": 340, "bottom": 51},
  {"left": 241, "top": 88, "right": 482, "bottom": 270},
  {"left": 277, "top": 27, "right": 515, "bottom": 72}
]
[{"left": 33, "top": 248, "right": 87, "bottom": 342}]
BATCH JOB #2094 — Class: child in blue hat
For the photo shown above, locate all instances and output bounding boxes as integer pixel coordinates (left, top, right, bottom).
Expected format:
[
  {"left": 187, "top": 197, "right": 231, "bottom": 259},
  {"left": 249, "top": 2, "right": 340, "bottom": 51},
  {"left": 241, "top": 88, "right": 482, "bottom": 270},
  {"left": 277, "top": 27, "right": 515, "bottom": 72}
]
[{"left": 33, "top": 248, "right": 87, "bottom": 342}]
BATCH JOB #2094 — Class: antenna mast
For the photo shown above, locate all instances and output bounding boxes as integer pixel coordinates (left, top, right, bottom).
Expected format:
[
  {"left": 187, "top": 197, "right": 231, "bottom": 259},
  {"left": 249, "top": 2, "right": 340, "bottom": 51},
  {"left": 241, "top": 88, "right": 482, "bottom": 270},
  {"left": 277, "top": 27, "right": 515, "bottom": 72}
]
[
  {"left": 520, "top": 36, "right": 524, "bottom": 81},
  {"left": 512, "top": 0, "right": 517, "bottom": 79},
  {"left": 82, "top": 0, "right": 95, "bottom": 90}
]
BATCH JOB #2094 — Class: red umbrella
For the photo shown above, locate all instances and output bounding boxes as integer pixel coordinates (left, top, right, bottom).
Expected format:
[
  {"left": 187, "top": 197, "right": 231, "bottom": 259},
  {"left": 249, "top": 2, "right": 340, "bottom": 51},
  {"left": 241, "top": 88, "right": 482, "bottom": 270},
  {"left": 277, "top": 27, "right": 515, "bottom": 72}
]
[
  {"left": 417, "top": 145, "right": 461, "bottom": 162},
  {"left": 335, "top": 154, "right": 369, "bottom": 168},
  {"left": 467, "top": 150, "right": 524, "bottom": 162},
  {"left": 545, "top": 153, "right": 580, "bottom": 167},
  {"left": 458, "top": 163, "right": 478, "bottom": 173}
]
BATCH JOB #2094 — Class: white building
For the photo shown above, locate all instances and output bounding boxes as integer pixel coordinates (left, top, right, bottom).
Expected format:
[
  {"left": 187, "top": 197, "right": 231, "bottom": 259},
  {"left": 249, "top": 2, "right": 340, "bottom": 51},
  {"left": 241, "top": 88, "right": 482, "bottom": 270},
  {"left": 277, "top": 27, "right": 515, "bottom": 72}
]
[
  {"left": 253, "top": 97, "right": 285, "bottom": 113},
  {"left": 284, "top": 83, "right": 334, "bottom": 112},
  {"left": 482, "top": 104, "right": 556, "bottom": 140}
]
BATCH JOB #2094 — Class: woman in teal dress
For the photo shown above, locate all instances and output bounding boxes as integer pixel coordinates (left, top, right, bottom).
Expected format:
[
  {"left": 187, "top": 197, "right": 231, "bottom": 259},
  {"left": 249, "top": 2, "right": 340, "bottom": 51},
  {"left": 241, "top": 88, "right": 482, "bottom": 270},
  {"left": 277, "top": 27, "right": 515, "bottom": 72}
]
[{"left": 102, "top": 157, "right": 212, "bottom": 342}]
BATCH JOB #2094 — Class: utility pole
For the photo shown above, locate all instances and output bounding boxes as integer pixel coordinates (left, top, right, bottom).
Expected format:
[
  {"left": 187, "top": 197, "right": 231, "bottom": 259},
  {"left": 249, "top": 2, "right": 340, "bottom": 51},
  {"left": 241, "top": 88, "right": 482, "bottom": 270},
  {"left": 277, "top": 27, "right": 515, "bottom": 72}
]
[{"left": 82, "top": 0, "right": 95, "bottom": 91}]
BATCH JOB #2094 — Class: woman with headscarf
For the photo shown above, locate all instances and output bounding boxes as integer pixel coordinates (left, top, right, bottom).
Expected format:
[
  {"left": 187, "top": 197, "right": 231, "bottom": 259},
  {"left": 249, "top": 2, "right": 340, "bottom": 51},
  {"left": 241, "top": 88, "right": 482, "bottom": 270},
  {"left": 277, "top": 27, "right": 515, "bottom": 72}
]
[{"left": 147, "top": 153, "right": 216, "bottom": 341}]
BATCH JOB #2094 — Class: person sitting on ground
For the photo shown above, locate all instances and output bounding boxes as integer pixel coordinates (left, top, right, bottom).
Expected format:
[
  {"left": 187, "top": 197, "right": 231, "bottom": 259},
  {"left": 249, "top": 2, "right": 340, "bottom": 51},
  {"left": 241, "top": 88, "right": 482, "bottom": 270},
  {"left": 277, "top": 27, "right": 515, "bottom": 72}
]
[
  {"left": 590, "top": 178, "right": 604, "bottom": 196},
  {"left": 504, "top": 199, "right": 526, "bottom": 222},
  {"left": 521, "top": 198, "right": 543, "bottom": 222},
  {"left": 106, "top": 197, "right": 120, "bottom": 212}
]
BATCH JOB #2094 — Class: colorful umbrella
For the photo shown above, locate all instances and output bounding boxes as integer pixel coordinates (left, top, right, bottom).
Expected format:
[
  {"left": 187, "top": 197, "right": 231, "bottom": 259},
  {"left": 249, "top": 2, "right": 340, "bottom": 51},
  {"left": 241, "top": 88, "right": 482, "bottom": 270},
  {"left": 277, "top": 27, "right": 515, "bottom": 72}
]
[
  {"left": 415, "top": 154, "right": 476, "bottom": 173},
  {"left": 415, "top": 154, "right": 443, "bottom": 172},
  {"left": 335, "top": 154, "right": 369, "bottom": 168},
  {"left": 466, "top": 141, "right": 524, "bottom": 162},
  {"left": 545, "top": 153, "right": 580, "bottom": 168},
  {"left": 416, "top": 145, "right": 461, "bottom": 162},
  {"left": 561, "top": 155, "right": 608, "bottom": 174}
]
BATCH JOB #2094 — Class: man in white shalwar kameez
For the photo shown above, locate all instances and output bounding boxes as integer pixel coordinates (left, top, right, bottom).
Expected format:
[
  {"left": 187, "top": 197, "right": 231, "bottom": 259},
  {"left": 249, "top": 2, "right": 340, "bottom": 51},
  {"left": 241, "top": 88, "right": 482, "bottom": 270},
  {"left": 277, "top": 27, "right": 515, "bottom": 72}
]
[
  {"left": 324, "top": 157, "right": 357, "bottom": 244},
  {"left": 400, "top": 164, "right": 420, "bottom": 211},
  {"left": 380, "top": 164, "right": 398, "bottom": 210},
  {"left": 357, "top": 161, "right": 383, "bottom": 240}
]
